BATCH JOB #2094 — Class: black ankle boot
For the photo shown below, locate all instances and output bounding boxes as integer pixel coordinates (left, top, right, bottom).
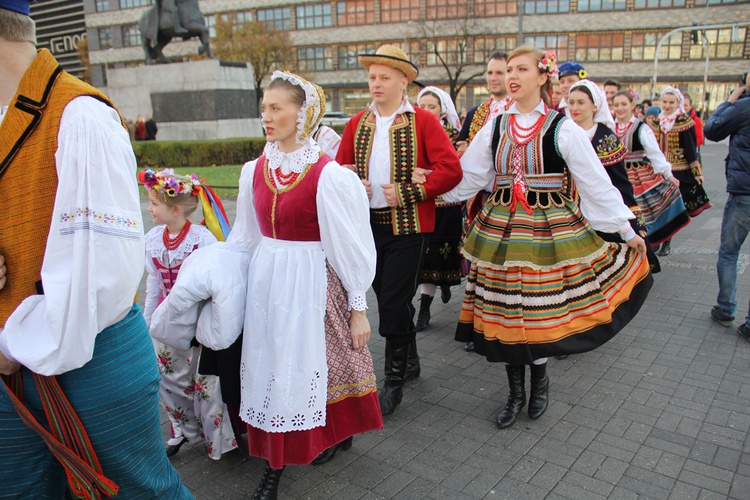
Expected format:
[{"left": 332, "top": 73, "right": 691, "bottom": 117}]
[
  {"left": 441, "top": 285, "right": 451, "bottom": 304},
  {"left": 497, "top": 364, "right": 526, "bottom": 429},
  {"left": 379, "top": 340, "right": 411, "bottom": 415},
  {"left": 311, "top": 436, "right": 353, "bottom": 465},
  {"left": 528, "top": 362, "right": 549, "bottom": 420},
  {"left": 252, "top": 462, "right": 284, "bottom": 500},
  {"left": 404, "top": 338, "right": 421, "bottom": 381},
  {"left": 657, "top": 239, "right": 671, "bottom": 256},
  {"left": 415, "top": 294, "right": 433, "bottom": 331}
]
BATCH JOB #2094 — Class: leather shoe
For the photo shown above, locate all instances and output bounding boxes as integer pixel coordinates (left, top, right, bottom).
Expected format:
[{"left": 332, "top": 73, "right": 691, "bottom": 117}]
[
  {"left": 464, "top": 341, "right": 474, "bottom": 352},
  {"left": 311, "top": 437, "right": 353, "bottom": 465},
  {"left": 165, "top": 436, "right": 186, "bottom": 457}
]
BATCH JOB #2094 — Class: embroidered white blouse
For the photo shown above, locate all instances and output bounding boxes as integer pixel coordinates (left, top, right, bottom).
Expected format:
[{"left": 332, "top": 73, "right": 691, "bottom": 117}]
[
  {"left": 443, "top": 100, "right": 636, "bottom": 238},
  {"left": 617, "top": 115, "right": 673, "bottom": 179},
  {"left": 0, "top": 96, "right": 144, "bottom": 376}
]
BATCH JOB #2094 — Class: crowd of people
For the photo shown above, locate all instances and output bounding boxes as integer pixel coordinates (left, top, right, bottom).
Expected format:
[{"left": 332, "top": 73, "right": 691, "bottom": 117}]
[{"left": 2, "top": 0, "right": 750, "bottom": 497}]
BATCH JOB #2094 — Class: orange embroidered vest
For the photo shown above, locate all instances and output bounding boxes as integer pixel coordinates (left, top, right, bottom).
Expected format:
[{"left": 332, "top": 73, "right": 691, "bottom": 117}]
[{"left": 0, "top": 49, "right": 118, "bottom": 325}]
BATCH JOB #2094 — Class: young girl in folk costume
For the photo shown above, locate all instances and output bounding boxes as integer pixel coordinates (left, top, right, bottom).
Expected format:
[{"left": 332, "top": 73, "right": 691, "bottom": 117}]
[
  {"left": 419, "top": 46, "right": 652, "bottom": 430},
  {"left": 415, "top": 86, "right": 463, "bottom": 331},
  {"left": 140, "top": 169, "right": 238, "bottom": 460},
  {"left": 612, "top": 89, "right": 690, "bottom": 251},
  {"left": 648, "top": 86, "right": 711, "bottom": 256},
  {"left": 567, "top": 80, "right": 661, "bottom": 273}
]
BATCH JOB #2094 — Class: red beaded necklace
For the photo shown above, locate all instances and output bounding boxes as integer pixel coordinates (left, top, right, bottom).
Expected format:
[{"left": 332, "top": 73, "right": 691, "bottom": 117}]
[
  {"left": 163, "top": 220, "right": 192, "bottom": 251},
  {"left": 272, "top": 167, "right": 300, "bottom": 187},
  {"left": 615, "top": 119, "right": 633, "bottom": 139},
  {"left": 508, "top": 105, "right": 548, "bottom": 145}
]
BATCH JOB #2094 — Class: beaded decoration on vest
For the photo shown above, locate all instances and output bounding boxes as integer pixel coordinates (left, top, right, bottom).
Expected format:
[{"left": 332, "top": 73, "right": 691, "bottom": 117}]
[{"left": 616, "top": 120, "right": 647, "bottom": 164}]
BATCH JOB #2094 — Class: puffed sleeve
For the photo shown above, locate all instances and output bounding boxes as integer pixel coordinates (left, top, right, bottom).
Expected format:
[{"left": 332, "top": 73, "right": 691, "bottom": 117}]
[
  {"left": 225, "top": 159, "right": 262, "bottom": 254},
  {"left": 0, "top": 97, "right": 144, "bottom": 375},
  {"left": 441, "top": 120, "right": 496, "bottom": 203},
  {"left": 638, "top": 124, "right": 672, "bottom": 178},
  {"left": 557, "top": 119, "right": 635, "bottom": 237},
  {"left": 316, "top": 163, "right": 376, "bottom": 311}
]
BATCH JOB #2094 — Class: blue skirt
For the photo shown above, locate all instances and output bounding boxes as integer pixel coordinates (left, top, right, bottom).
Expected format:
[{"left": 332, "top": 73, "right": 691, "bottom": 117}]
[{"left": 0, "top": 304, "right": 191, "bottom": 499}]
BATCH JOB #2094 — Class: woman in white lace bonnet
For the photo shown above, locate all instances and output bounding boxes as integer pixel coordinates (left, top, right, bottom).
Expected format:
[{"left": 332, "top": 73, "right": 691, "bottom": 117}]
[{"left": 232, "top": 71, "right": 383, "bottom": 498}]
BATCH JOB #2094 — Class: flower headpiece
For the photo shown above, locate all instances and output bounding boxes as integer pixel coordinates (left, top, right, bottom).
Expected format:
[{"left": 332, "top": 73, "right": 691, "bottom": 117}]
[
  {"left": 269, "top": 70, "right": 326, "bottom": 145},
  {"left": 538, "top": 50, "right": 559, "bottom": 78},
  {"left": 626, "top": 87, "right": 640, "bottom": 102},
  {"left": 138, "top": 168, "right": 201, "bottom": 197}
]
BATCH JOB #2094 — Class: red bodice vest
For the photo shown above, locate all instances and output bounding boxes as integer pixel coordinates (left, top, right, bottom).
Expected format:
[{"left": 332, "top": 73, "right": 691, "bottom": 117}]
[{"left": 252, "top": 153, "right": 330, "bottom": 241}]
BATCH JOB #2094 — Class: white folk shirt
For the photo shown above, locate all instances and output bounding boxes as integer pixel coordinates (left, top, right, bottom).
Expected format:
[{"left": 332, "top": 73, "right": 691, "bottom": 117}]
[
  {"left": 617, "top": 115, "right": 673, "bottom": 179},
  {"left": 367, "top": 97, "right": 415, "bottom": 209},
  {"left": 443, "top": 99, "right": 636, "bottom": 238},
  {"left": 0, "top": 96, "right": 144, "bottom": 376}
]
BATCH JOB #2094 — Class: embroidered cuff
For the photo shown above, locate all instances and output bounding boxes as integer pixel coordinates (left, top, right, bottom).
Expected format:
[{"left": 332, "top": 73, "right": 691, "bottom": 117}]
[
  {"left": 620, "top": 227, "right": 636, "bottom": 242},
  {"left": 348, "top": 292, "right": 368, "bottom": 311},
  {"left": 689, "top": 161, "right": 703, "bottom": 178},
  {"left": 396, "top": 183, "right": 427, "bottom": 207}
]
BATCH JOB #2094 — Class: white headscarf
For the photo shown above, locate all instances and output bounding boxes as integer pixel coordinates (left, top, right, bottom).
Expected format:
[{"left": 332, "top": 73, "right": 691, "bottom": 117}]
[
  {"left": 658, "top": 86, "right": 686, "bottom": 133},
  {"left": 569, "top": 79, "right": 615, "bottom": 131},
  {"left": 417, "top": 86, "right": 461, "bottom": 130}
]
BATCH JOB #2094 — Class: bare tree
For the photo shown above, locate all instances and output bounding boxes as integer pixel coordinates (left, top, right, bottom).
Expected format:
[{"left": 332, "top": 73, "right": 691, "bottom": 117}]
[
  {"left": 420, "top": 17, "right": 489, "bottom": 103},
  {"left": 76, "top": 36, "right": 92, "bottom": 85},
  {"left": 212, "top": 18, "right": 294, "bottom": 116}
]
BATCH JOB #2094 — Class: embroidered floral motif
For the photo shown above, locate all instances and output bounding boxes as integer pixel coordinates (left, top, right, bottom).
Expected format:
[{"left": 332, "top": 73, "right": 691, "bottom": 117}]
[
  {"left": 292, "top": 414, "right": 305, "bottom": 427},
  {"left": 166, "top": 405, "right": 189, "bottom": 427},
  {"left": 185, "top": 376, "right": 211, "bottom": 401},
  {"left": 59, "top": 207, "right": 138, "bottom": 228},
  {"left": 312, "top": 410, "right": 323, "bottom": 423},
  {"left": 270, "top": 415, "right": 285, "bottom": 428},
  {"left": 156, "top": 348, "right": 174, "bottom": 375}
]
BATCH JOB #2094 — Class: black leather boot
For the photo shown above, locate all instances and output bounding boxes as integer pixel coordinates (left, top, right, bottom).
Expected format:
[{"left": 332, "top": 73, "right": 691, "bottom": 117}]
[
  {"left": 657, "top": 239, "right": 671, "bottom": 256},
  {"left": 252, "top": 462, "right": 284, "bottom": 500},
  {"left": 379, "top": 340, "right": 410, "bottom": 415},
  {"left": 497, "top": 364, "right": 526, "bottom": 429},
  {"left": 404, "top": 338, "right": 421, "bottom": 381},
  {"left": 311, "top": 436, "right": 353, "bottom": 465},
  {"left": 441, "top": 285, "right": 451, "bottom": 304},
  {"left": 528, "top": 362, "right": 549, "bottom": 420},
  {"left": 415, "top": 294, "right": 432, "bottom": 331}
]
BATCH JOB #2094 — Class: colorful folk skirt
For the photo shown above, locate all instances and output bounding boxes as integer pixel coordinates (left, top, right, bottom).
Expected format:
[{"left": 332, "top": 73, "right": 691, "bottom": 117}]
[
  {"left": 419, "top": 204, "right": 464, "bottom": 287},
  {"left": 626, "top": 161, "right": 691, "bottom": 245},
  {"left": 455, "top": 188, "right": 653, "bottom": 364},
  {"left": 674, "top": 170, "right": 711, "bottom": 218},
  {"left": 246, "top": 262, "right": 382, "bottom": 469}
]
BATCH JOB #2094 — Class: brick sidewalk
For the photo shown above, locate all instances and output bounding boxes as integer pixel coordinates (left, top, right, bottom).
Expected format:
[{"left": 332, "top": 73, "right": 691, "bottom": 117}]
[{"left": 141, "top": 143, "right": 750, "bottom": 499}]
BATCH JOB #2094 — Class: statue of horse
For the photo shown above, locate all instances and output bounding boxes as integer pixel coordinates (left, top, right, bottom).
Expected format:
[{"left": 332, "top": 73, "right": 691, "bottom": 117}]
[{"left": 139, "top": 0, "right": 215, "bottom": 64}]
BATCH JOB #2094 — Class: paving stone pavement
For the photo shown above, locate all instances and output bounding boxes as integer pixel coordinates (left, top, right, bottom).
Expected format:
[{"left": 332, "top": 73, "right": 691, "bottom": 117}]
[{"left": 138, "top": 143, "right": 750, "bottom": 499}]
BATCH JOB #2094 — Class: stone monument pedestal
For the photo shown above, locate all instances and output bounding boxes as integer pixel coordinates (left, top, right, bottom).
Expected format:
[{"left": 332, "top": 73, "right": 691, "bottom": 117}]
[{"left": 105, "top": 59, "right": 262, "bottom": 141}]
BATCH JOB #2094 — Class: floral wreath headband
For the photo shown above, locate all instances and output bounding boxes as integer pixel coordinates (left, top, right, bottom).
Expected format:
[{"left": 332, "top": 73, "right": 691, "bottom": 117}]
[
  {"left": 538, "top": 50, "right": 559, "bottom": 79},
  {"left": 138, "top": 168, "right": 202, "bottom": 197},
  {"left": 269, "top": 70, "right": 327, "bottom": 145},
  {"left": 626, "top": 87, "right": 640, "bottom": 102}
]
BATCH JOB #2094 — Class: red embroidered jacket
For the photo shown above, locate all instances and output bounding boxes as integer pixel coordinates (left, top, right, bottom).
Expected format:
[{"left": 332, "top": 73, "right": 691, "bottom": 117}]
[{"left": 337, "top": 107, "right": 462, "bottom": 235}]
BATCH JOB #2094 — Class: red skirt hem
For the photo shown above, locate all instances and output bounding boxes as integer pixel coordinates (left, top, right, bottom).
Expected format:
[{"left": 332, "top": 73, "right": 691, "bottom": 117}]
[{"left": 246, "top": 391, "right": 382, "bottom": 469}]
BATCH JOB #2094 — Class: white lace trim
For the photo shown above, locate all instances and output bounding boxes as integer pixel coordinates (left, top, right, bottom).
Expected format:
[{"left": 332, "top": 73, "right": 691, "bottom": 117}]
[
  {"left": 265, "top": 139, "right": 321, "bottom": 174},
  {"left": 145, "top": 225, "right": 206, "bottom": 266},
  {"left": 348, "top": 292, "right": 368, "bottom": 311},
  {"left": 270, "top": 70, "right": 324, "bottom": 144}
]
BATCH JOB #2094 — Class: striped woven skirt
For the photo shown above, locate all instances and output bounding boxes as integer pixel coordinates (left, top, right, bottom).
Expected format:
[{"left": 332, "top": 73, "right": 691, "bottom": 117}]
[
  {"left": 626, "top": 160, "right": 690, "bottom": 245},
  {"left": 0, "top": 304, "right": 191, "bottom": 499},
  {"left": 456, "top": 189, "right": 653, "bottom": 364}
]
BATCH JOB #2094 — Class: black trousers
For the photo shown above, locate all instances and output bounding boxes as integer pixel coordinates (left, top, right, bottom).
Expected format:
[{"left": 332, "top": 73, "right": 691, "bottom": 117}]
[{"left": 371, "top": 222, "right": 428, "bottom": 345}]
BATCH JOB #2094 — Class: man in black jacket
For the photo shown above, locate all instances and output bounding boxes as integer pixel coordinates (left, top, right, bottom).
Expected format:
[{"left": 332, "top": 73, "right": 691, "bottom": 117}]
[{"left": 704, "top": 71, "right": 750, "bottom": 340}]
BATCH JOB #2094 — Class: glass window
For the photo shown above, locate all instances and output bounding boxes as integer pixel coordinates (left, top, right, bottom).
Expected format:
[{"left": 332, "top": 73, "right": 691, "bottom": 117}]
[
  {"left": 426, "top": 0, "right": 468, "bottom": 20},
  {"left": 575, "top": 33, "right": 624, "bottom": 62},
  {"left": 119, "top": 0, "right": 150, "bottom": 8},
  {"left": 257, "top": 7, "right": 292, "bottom": 30},
  {"left": 205, "top": 14, "right": 217, "bottom": 38},
  {"left": 98, "top": 28, "right": 112, "bottom": 50},
  {"left": 473, "top": 36, "right": 517, "bottom": 63},
  {"left": 296, "top": 3, "right": 333, "bottom": 29},
  {"left": 524, "top": 34, "right": 569, "bottom": 61},
  {"left": 630, "top": 31, "right": 681, "bottom": 61},
  {"left": 122, "top": 24, "right": 141, "bottom": 47},
  {"left": 337, "top": 1, "right": 375, "bottom": 26},
  {"left": 297, "top": 47, "right": 333, "bottom": 71},
  {"left": 690, "top": 28, "right": 747, "bottom": 59},
  {"left": 524, "top": 0, "right": 570, "bottom": 14},
  {"left": 633, "top": 0, "right": 686, "bottom": 8},
  {"left": 380, "top": 0, "right": 420, "bottom": 23},
  {"left": 337, "top": 43, "right": 378, "bottom": 69},
  {"left": 95, "top": 0, "right": 110, "bottom": 11},
  {"left": 577, "top": 0, "right": 626, "bottom": 11},
  {"left": 426, "top": 38, "right": 472, "bottom": 66},
  {"left": 474, "top": 0, "right": 518, "bottom": 16}
]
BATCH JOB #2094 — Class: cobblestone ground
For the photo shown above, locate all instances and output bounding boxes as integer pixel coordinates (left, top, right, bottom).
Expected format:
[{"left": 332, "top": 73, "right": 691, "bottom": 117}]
[{"left": 139, "top": 142, "right": 750, "bottom": 499}]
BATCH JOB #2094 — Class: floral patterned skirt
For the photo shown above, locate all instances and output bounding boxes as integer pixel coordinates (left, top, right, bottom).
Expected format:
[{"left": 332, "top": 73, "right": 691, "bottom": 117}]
[
  {"left": 419, "top": 204, "right": 464, "bottom": 287},
  {"left": 675, "top": 170, "right": 711, "bottom": 217},
  {"left": 154, "top": 341, "right": 237, "bottom": 460}
]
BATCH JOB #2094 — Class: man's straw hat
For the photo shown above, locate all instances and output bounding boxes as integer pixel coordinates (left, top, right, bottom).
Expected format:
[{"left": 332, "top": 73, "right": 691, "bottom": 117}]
[{"left": 358, "top": 45, "right": 419, "bottom": 82}]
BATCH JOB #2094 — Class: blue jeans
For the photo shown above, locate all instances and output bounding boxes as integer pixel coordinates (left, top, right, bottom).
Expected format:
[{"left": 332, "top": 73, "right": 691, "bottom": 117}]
[{"left": 716, "top": 194, "right": 750, "bottom": 326}]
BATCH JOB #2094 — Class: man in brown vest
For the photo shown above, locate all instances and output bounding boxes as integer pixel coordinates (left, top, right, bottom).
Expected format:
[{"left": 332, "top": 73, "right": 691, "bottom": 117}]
[{"left": 0, "top": 2, "right": 190, "bottom": 497}]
